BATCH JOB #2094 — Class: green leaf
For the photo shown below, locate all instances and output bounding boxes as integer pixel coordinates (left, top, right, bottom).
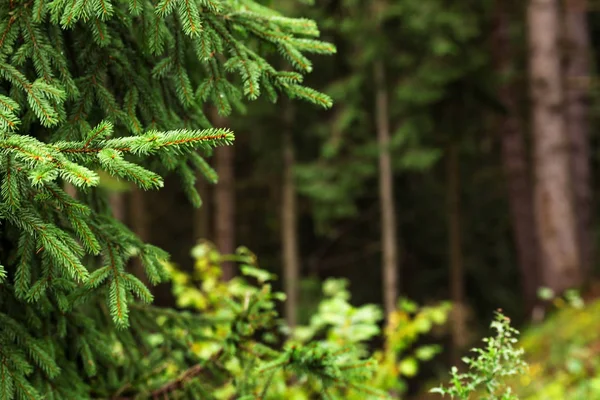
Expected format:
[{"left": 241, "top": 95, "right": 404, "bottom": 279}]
[
  {"left": 415, "top": 345, "right": 440, "bottom": 361},
  {"left": 240, "top": 266, "right": 274, "bottom": 283},
  {"left": 399, "top": 358, "right": 418, "bottom": 377},
  {"left": 537, "top": 287, "right": 555, "bottom": 301}
]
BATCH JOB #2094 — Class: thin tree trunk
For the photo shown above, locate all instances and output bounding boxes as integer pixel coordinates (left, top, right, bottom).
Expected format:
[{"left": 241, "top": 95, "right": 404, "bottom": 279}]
[
  {"left": 194, "top": 177, "right": 211, "bottom": 241},
  {"left": 213, "top": 110, "right": 236, "bottom": 281},
  {"left": 110, "top": 193, "right": 126, "bottom": 222},
  {"left": 281, "top": 100, "right": 300, "bottom": 329},
  {"left": 129, "top": 188, "right": 149, "bottom": 285},
  {"left": 64, "top": 183, "right": 77, "bottom": 198},
  {"left": 447, "top": 143, "right": 467, "bottom": 364},
  {"left": 528, "top": 0, "right": 581, "bottom": 293},
  {"left": 374, "top": 60, "right": 399, "bottom": 316},
  {"left": 493, "top": 1, "right": 540, "bottom": 313},
  {"left": 564, "top": 0, "right": 593, "bottom": 276}
]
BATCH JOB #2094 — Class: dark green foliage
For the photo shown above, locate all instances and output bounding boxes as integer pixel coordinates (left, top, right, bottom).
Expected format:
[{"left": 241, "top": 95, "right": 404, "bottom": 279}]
[{"left": 0, "top": 0, "right": 335, "bottom": 398}]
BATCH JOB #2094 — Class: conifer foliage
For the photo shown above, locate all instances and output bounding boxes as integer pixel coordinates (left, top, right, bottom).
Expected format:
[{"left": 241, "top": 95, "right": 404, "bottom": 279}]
[{"left": 0, "top": 1, "right": 334, "bottom": 398}]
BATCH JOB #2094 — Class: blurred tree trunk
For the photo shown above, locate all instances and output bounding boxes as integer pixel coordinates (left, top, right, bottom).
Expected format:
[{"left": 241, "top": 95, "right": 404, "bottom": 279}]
[
  {"left": 194, "top": 177, "right": 211, "bottom": 241},
  {"left": 129, "top": 188, "right": 149, "bottom": 285},
  {"left": 281, "top": 100, "right": 300, "bottom": 329},
  {"left": 213, "top": 110, "right": 236, "bottom": 281},
  {"left": 64, "top": 182, "right": 77, "bottom": 198},
  {"left": 109, "top": 193, "right": 126, "bottom": 222},
  {"left": 493, "top": 1, "right": 540, "bottom": 313},
  {"left": 447, "top": 143, "right": 467, "bottom": 364},
  {"left": 144, "top": 177, "right": 192, "bottom": 306},
  {"left": 564, "top": 0, "right": 593, "bottom": 276},
  {"left": 528, "top": 0, "right": 581, "bottom": 293},
  {"left": 374, "top": 60, "right": 399, "bottom": 316}
]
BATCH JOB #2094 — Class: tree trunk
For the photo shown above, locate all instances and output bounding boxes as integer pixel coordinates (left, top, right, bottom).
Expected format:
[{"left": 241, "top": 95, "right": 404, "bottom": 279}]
[
  {"left": 447, "top": 143, "right": 467, "bottom": 364},
  {"left": 528, "top": 0, "right": 581, "bottom": 293},
  {"left": 374, "top": 60, "right": 399, "bottom": 316},
  {"left": 281, "top": 100, "right": 300, "bottom": 329},
  {"left": 564, "top": 0, "right": 593, "bottom": 276},
  {"left": 194, "top": 177, "right": 211, "bottom": 241},
  {"left": 493, "top": 1, "right": 540, "bottom": 313},
  {"left": 213, "top": 110, "right": 236, "bottom": 281},
  {"left": 143, "top": 177, "right": 193, "bottom": 306},
  {"left": 109, "top": 193, "right": 126, "bottom": 222},
  {"left": 129, "top": 188, "right": 149, "bottom": 285},
  {"left": 64, "top": 182, "right": 77, "bottom": 198}
]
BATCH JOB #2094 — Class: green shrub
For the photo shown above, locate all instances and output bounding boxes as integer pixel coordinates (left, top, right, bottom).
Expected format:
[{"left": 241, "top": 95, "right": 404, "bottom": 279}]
[
  {"left": 162, "top": 242, "right": 384, "bottom": 399},
  {"left": 166, "top": 241, "right": 452, "bottom": 399}
]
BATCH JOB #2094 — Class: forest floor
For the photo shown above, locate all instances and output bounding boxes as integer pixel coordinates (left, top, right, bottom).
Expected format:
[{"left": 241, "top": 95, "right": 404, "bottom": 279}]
[{"left": 415, "top": 284, "right": 600, "bottom": 399}]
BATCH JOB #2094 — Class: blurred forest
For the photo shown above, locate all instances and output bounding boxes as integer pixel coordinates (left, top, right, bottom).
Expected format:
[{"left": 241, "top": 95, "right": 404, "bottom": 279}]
[{"left": 101, "top": 0, "right": 600, "bottom": 394}]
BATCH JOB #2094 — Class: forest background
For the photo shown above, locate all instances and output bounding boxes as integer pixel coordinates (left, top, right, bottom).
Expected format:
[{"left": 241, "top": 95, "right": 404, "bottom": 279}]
[{"left": 99, "top": 0, "right": 600, "bottom": 397}]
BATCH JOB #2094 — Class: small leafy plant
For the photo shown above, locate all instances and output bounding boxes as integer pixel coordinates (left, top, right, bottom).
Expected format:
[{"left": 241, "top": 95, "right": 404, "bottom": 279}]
[
  {"left": 290, "top": 280, "right": 451, "bottom": 398},
  {"left": 158, "top": 242, "right": 385, "bottom": 399},
  {"left": 166, "top": 242, "right": 453, "bottom": 399},
  {"left": 431, "top": 311, "right": 528, "bottom": 400}
]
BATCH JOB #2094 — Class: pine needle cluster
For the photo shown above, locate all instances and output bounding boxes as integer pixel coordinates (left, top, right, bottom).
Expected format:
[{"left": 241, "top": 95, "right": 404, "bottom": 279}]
[{"left": 0, "top": 1, "right": 335, "bottom": 398}]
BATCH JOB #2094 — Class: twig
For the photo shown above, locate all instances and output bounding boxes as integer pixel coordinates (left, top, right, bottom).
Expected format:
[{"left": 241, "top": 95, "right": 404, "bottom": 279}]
[{"left": 114, "top": 350, "right": 224, "bottom": 399}]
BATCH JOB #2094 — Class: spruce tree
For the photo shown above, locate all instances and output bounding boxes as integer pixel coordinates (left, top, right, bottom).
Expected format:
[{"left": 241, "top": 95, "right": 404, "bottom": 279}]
[{"left": 0, "top": 1, "right": 340, "bottom": 398}]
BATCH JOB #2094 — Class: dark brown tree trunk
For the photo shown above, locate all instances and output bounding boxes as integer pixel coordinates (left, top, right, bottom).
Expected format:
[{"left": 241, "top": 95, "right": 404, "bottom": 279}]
[
  {"left": 129, "top": 188, "right": 149, "bottom": 285},
  {"left": 374, "top": 60, "right": 399, "bottom": 316},
  {"left": 493, "top": 1, "right": 540, "bottom": 313},
  {"left": 447, "top": 143, "right": 467, "bottom": 364},
  {"left": 194, "top": 177, "right": 211, "bottom": 241},
  {"left": 212, "top": 110, "right": 236, "bottom": 281},
  {"left": 143, "top": 177, "right": 194, "bottom": 307},
  {"left": 281, "top": 100, "right": 300, "bottom": 329},
  {"left": 528, "top": 0, "right": 581, "bottom": 293},
  {"left": 564, "top": 0, "right": 593, "bottom": 276}
]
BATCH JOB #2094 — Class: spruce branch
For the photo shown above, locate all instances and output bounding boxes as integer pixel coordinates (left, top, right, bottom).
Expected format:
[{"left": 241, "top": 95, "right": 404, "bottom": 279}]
[{"left": 0, "top": 0, "right": 335, "bottom": 398}]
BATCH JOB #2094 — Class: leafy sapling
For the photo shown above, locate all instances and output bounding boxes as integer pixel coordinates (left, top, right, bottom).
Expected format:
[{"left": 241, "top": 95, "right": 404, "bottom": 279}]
[{"left": 431, "top": 311, "right": 528, "bottom": 400}]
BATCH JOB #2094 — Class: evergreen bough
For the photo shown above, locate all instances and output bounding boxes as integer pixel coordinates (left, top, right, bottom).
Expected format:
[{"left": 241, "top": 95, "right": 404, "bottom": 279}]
[{"left": 0, "top": 1, "right": 336, "bottom": 398}]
